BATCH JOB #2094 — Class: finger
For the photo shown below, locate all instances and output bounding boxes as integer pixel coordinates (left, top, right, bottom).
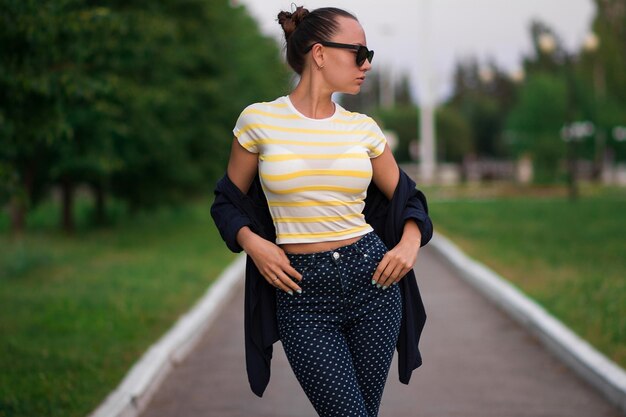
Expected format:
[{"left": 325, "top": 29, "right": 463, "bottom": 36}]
[
  {"left": 269, "top": 267, "right": 303, "bottom": 294},
  {"left": 390, "top": 262, "right": 415, "bottom": 286},
  {"left": 276, "top": 250, "right": 302, "bottom": 282},
  {"left": 374, "top": 263, "right": 394, "bottom": 288},
  {"left": 284, "top": 263, "right": 303, "bottom": 282},
  {"left": 277, "top": 269, "right": 303, "bottom": 293},
  {"left": 264, "top": 273, "right": 280, "bottom": 287},
  {"left": 377, "top": 253, "right": 411, "bottom": 288},
  {"left": 371, "top": 255, "right": 390, "bottom": 284},
  {"left": 269, "top": 274, "right": 296, "bottom": 295},
  {"left": 378, "top": 265, "right": 397, "bottom": 288},
  {"left": 380, "top": 262, "right": 404, "bottom": 288}
]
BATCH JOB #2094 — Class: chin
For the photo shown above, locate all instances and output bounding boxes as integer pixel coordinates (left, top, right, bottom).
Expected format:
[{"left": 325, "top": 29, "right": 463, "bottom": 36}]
[{"left": 342, "top": 86, "right": 362, "bottom": 95}]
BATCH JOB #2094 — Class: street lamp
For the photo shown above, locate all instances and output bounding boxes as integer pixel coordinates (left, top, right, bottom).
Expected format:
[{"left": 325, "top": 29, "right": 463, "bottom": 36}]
[
  {"left": 581, "top": 31, "right": 607, "bottom": 180},
  {"left": 509, "top": 68, "right": 526, "bottom": 84},
  {"left": 417, "top": 0, "right": 436, "bottom": 185},
  {"left": 583, "top": 32, "right": 600, "bottom": 52},
  {"left": 613, "top": 126, "right": 626, "bottom": 142},
  {"left": 479, "top": 67, "right": 495, "bottom": 84},
  {"left": 538, "top": 33, "right": 557, "bottom": 55},
  {"left": 378, "top": 25, "right": 395, "bottom": 109},
  {"left": 538, "top": 32, "right": 582, "bottom": 200},
  {"left": 561, "top": 121, "right": 595, "bottom": 143}
]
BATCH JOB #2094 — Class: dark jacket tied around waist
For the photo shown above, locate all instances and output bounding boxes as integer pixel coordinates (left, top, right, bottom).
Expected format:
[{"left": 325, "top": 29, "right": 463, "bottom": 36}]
[{"left": 210, "top": 169, "right": 433, "bottom": 397}]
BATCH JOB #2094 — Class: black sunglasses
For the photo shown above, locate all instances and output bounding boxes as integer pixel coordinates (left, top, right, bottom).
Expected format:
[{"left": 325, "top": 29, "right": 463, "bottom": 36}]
[{"left": 305, "top": 41, "right": 374, "bottom": 67}]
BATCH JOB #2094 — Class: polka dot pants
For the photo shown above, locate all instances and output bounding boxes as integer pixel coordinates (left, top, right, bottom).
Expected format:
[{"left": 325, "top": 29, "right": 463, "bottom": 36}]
[{"left": 276, "top": 232, "right": 402, "bottom": 417}]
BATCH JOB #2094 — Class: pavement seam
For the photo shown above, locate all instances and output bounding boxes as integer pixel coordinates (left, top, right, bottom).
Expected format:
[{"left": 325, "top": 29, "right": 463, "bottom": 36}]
[
  {"left": 88, "top": 253, "right": 247, "bottom": 417},
  {"left": 430, "top": 232, "right": 626, "bottom": 414}
]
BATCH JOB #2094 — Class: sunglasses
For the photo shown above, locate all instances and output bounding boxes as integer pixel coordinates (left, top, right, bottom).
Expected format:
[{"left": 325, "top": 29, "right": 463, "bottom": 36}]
[{"left": 305, "top": 41, "right": 374, "bottom": 67}]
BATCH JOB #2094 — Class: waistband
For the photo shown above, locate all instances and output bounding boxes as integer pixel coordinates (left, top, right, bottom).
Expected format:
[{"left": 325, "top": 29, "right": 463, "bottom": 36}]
[{"left": 285, "top": 231, "right": 380, "bottom": 266}]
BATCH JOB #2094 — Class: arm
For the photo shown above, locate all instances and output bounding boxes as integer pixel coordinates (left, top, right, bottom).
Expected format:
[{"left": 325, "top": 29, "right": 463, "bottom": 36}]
[
  {"left": 226, "top": 138, "right": 303, "bottom": 295},
  {"left": 227, "top": 135, "right": 258, "bottom": 194},
  {"left": 370, "top": 145, "right": 422, "bottom": 288}
]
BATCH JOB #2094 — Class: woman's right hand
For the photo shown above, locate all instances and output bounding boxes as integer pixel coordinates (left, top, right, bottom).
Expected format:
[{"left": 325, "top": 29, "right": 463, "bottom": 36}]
[
  {"left": 237, "top": 227, "right": 303, "bottom": 295},
  {"left": 227, "top": 137, "right": 302, "bottom": 294}
]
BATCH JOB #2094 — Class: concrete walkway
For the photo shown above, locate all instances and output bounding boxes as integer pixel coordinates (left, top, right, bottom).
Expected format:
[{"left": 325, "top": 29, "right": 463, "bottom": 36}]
[{"left": 139, "top": 246, "right": 622, "bottom": 417}]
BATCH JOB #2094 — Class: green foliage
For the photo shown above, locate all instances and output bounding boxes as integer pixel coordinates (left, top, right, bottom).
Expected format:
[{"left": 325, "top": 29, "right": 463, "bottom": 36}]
[
  {"left": 436, "top": 105, "right": 473, "bottom": 163},
  {"left": 447, "top": 59, "right": 519, "bottom": 159},
  {"left": 506, "top": 73, "right": 567, "bottom": 134},
  {"left": 521, "top": 9, "right": 626, "bottom": 169},
  {"left": 431, "top": 190, "right": 626, "bottom": 368},
  {"left": 375, "top": 105, "right": 417, "bottom": 162},
  {"left": 505, "top": 72, "right": 568, "bottom": 182},
  {"left": 0, "top": 196, "right": 235, "bottom": 416},
  {"left": 340, "top": 71, "right": 415, "bottom": 115},
  {"left": 578, "top": 0, "right": 626, "bottom": 162},
  {"left": 0, "top": 0, "right": 290, "bottom": 227},
  {"left": 591, "top": 0, "right": 626, "bottom": 105},
  {"left": 375, "top": 104, "right": 472, "bottom": 163}
]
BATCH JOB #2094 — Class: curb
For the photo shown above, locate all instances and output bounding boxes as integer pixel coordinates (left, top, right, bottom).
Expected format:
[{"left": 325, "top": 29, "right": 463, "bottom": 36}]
[
  {"left": 88, "top": 254, "right": 247, "bottom": 417},
  {"left": 430, "top": 233, "right": 626, "bottom": 414}
]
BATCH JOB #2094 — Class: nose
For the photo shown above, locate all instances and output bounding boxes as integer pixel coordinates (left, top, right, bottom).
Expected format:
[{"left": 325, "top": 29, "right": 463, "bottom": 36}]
[{"left": 360, "top": 59, "right": 372, "bottom": 72}]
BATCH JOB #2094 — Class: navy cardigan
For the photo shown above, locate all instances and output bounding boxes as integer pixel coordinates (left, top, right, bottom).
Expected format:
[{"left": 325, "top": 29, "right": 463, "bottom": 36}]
[{"left": 210, "top": 168, "right": 433, "bottom": 397}]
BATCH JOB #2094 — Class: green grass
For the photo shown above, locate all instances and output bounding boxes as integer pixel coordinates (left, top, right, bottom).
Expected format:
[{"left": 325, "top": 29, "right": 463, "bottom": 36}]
[
  {"left": 0, "top": 196, "right": 236, "bottom": 417},
  {"left": 428, "top": 185, "right": 626, "bottom": 369},
  {"left": 2, "top": 184, "right": 625, "bottom": 416}
]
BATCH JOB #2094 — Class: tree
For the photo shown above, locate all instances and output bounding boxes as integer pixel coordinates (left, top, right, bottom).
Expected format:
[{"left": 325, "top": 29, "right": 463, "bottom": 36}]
[
  {"left": 436, "top": 106, "right": 473, "bottom": 163},
  {"left": 375, "top": 104, "right": 472, "bottom": 164},
  {"left": 505, "top": 72, "right": 568, "bottom": 182},
  {"left": 1, "top": 0, "right": 290, "bottom": 233},
  {"left": 375, "top": 105, "right": 418, "bottom": 163},
  {"left": 448, "top": 58, "right": 520, "bottom": 159},
  {"left": 1, "top": 0, "right": 80, "bottom": 233},
  {"left": 590, "top": 0, "right": 626, "bottom": 105},
  {"left": 580, "top": 0, "right": 626, "bottom": 163}
]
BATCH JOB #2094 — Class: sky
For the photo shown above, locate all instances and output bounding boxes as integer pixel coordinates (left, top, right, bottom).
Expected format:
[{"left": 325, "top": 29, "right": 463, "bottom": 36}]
[{"left": 235, "top": 0, "right": 596, "bottom": 103}]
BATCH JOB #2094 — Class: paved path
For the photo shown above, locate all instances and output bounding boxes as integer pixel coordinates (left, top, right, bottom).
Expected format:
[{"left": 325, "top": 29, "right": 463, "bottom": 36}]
[{"left": 140, "top": 246, "right": 622, "bottom": 417}]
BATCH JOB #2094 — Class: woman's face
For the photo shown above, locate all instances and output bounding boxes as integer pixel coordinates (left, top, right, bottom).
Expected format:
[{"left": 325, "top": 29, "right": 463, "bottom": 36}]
[{"left": 319, "top": 16, "right": 372, "bottom": 95}]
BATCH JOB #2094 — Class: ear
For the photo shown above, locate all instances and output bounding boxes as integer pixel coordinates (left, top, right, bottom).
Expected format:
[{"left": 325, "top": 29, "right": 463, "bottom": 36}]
[{"left": 311, "top": 43, "right": 325, "bottom": 69}]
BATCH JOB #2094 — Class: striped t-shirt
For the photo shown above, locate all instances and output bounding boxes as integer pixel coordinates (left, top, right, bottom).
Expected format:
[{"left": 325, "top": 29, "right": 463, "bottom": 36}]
[{"left": 233, "top": 95, "right": 387, "bottom": 244}]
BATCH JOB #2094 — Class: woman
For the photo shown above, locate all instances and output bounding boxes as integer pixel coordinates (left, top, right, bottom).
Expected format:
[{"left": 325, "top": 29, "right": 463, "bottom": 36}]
[{"left": 211, "top": 6, "right": 433, "bottom": 417}]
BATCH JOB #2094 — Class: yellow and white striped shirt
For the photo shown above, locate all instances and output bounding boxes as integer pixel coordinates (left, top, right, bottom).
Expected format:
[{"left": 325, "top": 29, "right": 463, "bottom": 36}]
[{"left": 233, "top": 96, "right": 387, "bottom": 244}]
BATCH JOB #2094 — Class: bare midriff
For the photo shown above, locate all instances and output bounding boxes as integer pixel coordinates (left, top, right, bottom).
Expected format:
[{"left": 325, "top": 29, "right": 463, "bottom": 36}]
[{"left": 280, "top": 235, "right": 363, "bottom": 254}]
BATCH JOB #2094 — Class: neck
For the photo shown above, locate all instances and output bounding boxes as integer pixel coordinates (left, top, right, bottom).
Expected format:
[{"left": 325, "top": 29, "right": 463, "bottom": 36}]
[{"left": 289, "top": 68, "right": 335, "bottom": 119}]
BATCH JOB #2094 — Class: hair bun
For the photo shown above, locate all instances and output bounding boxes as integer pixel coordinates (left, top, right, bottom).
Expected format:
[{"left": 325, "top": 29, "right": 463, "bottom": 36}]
[{"left": 277, "top": 6, "right": 309, "bottom": 39}]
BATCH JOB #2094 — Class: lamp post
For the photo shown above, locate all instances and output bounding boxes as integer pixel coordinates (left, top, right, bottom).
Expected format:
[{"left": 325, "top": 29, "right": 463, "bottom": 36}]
[
  {"left": 614, "top": 126, "right": 626, "bottom": 142},
  {"left": 479, "top": 67, "right": 495, "bottom": 84},
  {"left": 379, "top": 25, "right": 395, "bottom": 109},
  {"left": 581, "top": 32, "right": 605, "bottom": 180},
  {"left": 509, "top": 68, "right": 526, "bottom": 84},
  {"left": 561, "top": 121, "right": 595, "bottom": 198},
  {"left": 538, "top": 32, "right": 581, "bottom": 201},
  {"left": 417, "top": 0, "right": 436, "bottom": 184}
]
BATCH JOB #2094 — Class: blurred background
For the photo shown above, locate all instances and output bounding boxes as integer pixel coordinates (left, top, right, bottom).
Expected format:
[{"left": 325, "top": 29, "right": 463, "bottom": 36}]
[{"left": 0, "top": 1, "right": 624, "bottom": 416}]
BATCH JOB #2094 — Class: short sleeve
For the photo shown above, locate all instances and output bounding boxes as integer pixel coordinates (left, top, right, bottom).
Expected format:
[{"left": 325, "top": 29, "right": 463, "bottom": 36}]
[
  {"left": 233, "top": 106, "right": 259, "bottom": 154},
  {"left": 364, "top": 118, "right": 387, "bottom": 158}
]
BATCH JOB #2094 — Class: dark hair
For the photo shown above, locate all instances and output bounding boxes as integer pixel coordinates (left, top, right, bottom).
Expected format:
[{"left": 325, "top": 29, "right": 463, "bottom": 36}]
[{"left": 277, "top": 6, "right": 358, "bottom": 74}]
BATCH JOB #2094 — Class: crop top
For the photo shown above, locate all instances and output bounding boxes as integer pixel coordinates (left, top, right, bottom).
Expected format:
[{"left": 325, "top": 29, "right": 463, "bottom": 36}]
[{"left": 233, "top": 95, "right": 388, "bottom": 244}]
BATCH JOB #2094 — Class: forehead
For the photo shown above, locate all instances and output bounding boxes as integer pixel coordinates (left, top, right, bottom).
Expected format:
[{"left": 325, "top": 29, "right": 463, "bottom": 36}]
[{"left": 330, "top": 16, "right": 367, "bottom": 44}]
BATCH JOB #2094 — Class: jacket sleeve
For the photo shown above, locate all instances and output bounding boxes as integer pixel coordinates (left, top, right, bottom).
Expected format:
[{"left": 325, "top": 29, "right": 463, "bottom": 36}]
[
  {"left": 210, "top": 175, "right": 252, "bottom": 253},
  {"left": 403, "top": 187, "right": 433, "bottom": 247}
]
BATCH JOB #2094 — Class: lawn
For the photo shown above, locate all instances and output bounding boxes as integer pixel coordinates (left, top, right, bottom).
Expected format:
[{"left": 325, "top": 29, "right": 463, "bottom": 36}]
[
  {"left": 1, "top": 184, "right": 625, "bottom": 416},
  {"left": 427, "top": 184, "right": 626, "bottom": 369},
  {"left": 0, "top": 196, "right": 236, "bottom": 417}
]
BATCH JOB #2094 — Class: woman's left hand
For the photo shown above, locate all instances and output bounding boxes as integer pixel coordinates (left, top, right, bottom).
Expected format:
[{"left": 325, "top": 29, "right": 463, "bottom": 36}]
[
  {"left": 369, "top": 147, "right": 422, "bottom": 289},
  {"left": 372, "top": 219, "right": 422, "bottom": 289},
  {"left": 372, "top": 240, "right": 420, "bottom": 289}
]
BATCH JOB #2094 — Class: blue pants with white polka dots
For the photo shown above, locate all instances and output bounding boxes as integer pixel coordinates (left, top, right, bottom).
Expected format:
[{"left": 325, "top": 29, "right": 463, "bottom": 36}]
[{"left": 277, "top": 231, "right": 402, "bottom": 417}]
